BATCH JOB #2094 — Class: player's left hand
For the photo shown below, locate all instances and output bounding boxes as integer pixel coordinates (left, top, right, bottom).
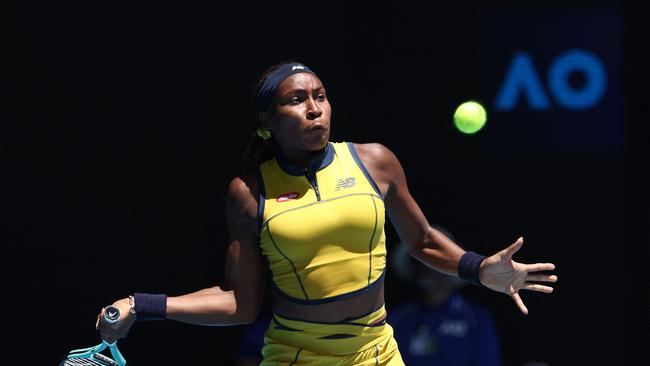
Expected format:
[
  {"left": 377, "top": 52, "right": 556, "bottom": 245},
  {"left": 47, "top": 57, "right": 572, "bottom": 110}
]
[{"left": 479, "top": 237, "right": 557, "bottom": 315}]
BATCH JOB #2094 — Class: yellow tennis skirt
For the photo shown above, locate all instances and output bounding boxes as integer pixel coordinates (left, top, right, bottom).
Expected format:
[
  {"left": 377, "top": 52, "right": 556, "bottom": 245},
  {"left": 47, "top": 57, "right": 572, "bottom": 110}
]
[{"left": 260, "top": 305, "right": 404, "bottom": 366}]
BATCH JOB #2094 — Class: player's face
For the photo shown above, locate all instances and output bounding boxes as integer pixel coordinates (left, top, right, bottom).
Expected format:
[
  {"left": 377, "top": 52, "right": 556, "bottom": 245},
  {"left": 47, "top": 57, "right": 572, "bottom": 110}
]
[{"left": 267, "top": 73, "right": 331, "bottom": 152}]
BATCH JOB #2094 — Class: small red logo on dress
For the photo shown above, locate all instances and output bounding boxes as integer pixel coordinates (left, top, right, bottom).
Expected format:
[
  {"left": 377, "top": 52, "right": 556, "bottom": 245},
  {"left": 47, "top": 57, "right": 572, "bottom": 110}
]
[{"left": 276, "top": 192, "right": 300, "bottom": 202}]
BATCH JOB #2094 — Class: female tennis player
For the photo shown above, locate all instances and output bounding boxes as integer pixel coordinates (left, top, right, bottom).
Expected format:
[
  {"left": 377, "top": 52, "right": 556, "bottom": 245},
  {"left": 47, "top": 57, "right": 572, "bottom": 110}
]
[{"left": 97, "top": 61, "right": 557, "bottom": 365}]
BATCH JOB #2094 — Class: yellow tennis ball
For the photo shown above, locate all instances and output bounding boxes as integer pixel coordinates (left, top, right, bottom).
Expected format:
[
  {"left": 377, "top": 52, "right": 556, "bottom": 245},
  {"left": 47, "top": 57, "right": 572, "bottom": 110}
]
[{"left": 453, "top": 101, "right": 487, "bottom": 134}]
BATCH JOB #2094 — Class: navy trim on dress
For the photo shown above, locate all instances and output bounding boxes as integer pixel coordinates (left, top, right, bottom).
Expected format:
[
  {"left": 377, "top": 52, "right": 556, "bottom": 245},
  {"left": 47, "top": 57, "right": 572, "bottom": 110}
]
[
  {"left": 275, "top": 142, "right": 334, "bottom": 176},
  {"left": 256, "top": 167, "right": 266, "bottom": 237},
  {"left": 347, "top": 142, "right": 383, "bottom": 198},
  {"left": 271, "top": 268, "right": 386, "bottom": 305},
  {"left": 263, "top": 192, "right": 382, "bottom": 228},
  {"left": 271, "top": 315, "right": 302, "bottom": 332},
  {"left": 273, "top": 301, "right": 386, "bottom": 326},
  {"left": 318, "top": 334, "right": 357, "bottom": 340},
  {"left": 367, "top": 196, "right": 378, "bottom": 286},
  {"left": 289, "top": 349, "right": 302, "bottom": 366},
  {"left": 268, "top": 226, "right": 310, "bottom": 300}
]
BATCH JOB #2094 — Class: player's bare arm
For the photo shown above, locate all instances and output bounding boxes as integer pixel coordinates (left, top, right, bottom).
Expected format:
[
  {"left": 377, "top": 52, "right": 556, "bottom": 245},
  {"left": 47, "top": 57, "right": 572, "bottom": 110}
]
[
  {"left": 354, "top": 142, "right": 465, "bottom": 275},
  {"left": 355, "top": 142, "right": 557, "bottom": 314},
  {"left": 98, "top": 175, "right": 266, "bottom": 342}
]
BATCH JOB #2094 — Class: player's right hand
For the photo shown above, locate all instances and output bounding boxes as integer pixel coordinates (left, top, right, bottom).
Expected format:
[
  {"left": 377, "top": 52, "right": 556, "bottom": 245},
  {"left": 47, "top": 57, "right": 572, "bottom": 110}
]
[{"left": 96, "top": 298, "right": 136, "bottom": 343}]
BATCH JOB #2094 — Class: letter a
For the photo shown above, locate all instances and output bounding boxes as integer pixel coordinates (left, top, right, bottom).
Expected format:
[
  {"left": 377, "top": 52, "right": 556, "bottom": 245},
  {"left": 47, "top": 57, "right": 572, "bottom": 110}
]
[{"left": 495, "top": 52, "right": 551, "bottom": 111}]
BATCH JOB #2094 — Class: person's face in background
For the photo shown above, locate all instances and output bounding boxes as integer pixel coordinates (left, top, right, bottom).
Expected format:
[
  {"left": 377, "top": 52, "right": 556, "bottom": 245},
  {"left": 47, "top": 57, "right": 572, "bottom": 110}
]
[{"left": 261, "top": 72, "right": 331, "bottom": 155}]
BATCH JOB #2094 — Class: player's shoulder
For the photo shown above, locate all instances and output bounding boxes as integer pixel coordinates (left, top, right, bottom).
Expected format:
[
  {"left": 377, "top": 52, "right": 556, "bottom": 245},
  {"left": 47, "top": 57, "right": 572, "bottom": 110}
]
[
  {"left": 349, "top": 142, "right": 393, "bottom": 156},
  {"left": 348, "top": 142, "right": 400, "bottom": 167},
  {"left": 226, "top": 173, "right": 259, "bottom": 210}
]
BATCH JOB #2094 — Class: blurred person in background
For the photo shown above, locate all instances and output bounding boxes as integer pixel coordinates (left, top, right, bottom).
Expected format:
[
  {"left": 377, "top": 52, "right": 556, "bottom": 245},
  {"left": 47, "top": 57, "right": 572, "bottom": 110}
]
[{"left": 388, "top": 226, "right": 502, "bottom": 366}]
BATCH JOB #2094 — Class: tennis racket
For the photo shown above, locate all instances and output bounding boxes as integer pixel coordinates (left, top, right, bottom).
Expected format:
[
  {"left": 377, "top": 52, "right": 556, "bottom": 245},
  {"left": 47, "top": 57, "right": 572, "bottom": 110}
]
[{"left": 59, "top": 305, "right": 127, "bottom": 366}]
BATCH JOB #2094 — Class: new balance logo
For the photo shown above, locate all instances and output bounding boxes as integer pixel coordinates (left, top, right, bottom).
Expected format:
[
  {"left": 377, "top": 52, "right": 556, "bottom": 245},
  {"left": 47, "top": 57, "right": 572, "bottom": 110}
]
[{"left": 335, "top": 177, "right": 355, "bottom": 191}]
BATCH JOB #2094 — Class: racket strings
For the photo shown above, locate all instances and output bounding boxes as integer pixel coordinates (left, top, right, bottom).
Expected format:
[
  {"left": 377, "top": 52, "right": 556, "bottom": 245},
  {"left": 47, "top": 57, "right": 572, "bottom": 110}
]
[
  {"left": 62, "top": 359, "right": 104, "bottom": 366},
  {"left": 62, "top": 353, "right": 118, "bottom": 366}
]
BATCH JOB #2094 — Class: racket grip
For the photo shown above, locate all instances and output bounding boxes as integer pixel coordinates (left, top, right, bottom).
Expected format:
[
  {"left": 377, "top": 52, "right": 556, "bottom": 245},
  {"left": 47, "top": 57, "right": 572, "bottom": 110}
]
[{"left": 103, "top": 305, "right": 121, "bottom": 324}]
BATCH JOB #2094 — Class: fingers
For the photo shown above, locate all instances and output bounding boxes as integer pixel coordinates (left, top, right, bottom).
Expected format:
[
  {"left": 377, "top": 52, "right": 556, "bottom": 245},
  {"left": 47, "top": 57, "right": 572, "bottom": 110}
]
[
  {"left": 503, "top": 237, "right": 524, "bottom": 259},
  {"left": 523, "top": 283, "right": 554, "bottom": 293},
  {"left": 525, "top": 263, "right": 556, "bottom": 273},
  {"left": 526, "top": 274, "right": 558, "bottom": 283},
  {"left": 523, "top": 269, "right": 557, "bottom": 294},
  {"left": 95, "top": 310, "right": 102, "bottom": 329},
  {"left": 511, "top": 291, "right": 528, "bottom": 315}
]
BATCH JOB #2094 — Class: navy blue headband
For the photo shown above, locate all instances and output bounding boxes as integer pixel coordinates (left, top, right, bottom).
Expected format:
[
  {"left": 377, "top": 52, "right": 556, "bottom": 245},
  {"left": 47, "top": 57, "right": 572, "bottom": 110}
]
[{"left": 254, "top": 63, "right": 318, "bottom": 115}]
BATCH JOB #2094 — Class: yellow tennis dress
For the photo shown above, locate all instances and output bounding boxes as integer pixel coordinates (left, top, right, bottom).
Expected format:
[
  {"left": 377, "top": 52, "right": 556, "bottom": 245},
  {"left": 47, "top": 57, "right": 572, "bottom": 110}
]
[{"left": 257, "top": 141, "right": 404, "bottom": 365}]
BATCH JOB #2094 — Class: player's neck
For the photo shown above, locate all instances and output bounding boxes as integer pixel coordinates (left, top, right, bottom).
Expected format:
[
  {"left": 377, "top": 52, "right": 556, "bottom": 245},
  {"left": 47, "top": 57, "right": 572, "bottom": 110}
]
[{"left": 274, "top": 142, "right": 332, "bottom": 176}]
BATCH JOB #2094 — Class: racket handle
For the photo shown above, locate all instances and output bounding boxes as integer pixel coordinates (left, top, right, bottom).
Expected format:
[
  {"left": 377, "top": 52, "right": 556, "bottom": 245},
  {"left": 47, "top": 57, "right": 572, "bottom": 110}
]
[{"left": 104, "top": 305, "right": 121, "bottom": 324}]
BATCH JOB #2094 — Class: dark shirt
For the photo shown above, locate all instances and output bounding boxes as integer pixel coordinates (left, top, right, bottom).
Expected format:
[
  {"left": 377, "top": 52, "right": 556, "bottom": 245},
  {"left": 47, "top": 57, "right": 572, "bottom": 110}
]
[{"left": 388, "top": 292, "right": 502, "bottom": 366}]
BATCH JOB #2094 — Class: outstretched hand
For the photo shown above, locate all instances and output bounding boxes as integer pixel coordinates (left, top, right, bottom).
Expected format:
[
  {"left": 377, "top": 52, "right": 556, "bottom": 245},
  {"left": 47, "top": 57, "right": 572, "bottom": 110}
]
[{"left": 479, "top": 237, "right": 557, "bottom": 315}]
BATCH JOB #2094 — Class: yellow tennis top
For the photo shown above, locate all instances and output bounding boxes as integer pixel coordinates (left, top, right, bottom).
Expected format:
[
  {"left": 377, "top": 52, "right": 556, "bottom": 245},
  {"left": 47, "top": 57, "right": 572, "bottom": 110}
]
[{"left": 258, "top": 141, "right": 386, "bottom": 304}]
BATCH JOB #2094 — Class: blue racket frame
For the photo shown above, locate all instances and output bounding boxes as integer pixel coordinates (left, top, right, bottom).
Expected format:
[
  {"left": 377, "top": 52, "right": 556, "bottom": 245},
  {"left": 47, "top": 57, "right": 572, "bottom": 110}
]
[
  {"left": 65, "top": 340, "right": 126, "bottom": 366},
  {"left": 62, "top": 305, "right": 128, "bottom": 366}
]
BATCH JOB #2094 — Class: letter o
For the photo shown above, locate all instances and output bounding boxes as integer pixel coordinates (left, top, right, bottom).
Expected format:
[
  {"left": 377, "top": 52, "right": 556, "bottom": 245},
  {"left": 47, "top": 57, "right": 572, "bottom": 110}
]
[{"left": 547, "top": 49, "right": 607, "bottom": 110}]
